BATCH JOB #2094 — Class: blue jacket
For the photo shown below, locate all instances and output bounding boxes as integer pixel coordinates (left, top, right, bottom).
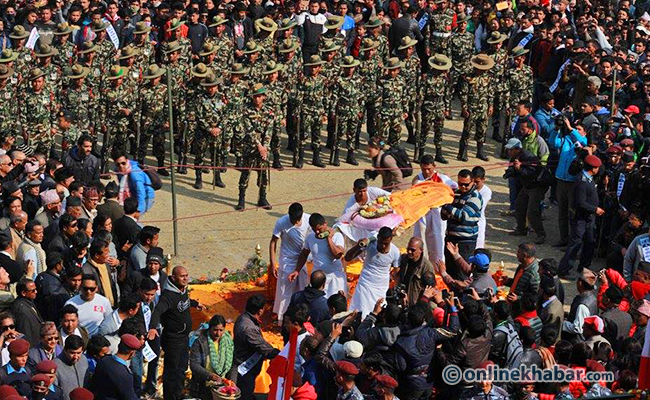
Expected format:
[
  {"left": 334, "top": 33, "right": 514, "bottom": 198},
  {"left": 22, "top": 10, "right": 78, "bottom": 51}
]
[
  {"left": 118, "top": 161, "right": 155, "bottom": 214},
  {"left": 548, "top": 128, "right": 588, "bottom": 182},
  {"left": 534, "top": 106, "right": 559, "bottom": 139}
]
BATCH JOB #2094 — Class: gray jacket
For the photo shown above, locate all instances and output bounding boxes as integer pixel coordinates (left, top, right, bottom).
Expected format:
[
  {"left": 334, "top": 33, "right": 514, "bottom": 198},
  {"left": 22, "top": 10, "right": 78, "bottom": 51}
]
[
  {"left": 55, "top": 352, "right": 89, "bottom": 400},
  {"left": 129, "top": 243, "right": 148, "bottom": 272}
]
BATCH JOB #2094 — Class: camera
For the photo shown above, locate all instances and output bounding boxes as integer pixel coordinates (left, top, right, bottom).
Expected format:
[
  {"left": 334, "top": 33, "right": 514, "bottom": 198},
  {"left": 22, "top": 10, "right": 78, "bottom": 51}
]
[{"left": 386, "top": 284, "right": 407, "bottom": 305}]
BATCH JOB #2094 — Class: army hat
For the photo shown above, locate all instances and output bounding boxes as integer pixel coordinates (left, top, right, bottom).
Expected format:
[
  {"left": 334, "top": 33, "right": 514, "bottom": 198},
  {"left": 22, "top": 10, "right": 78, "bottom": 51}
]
[
  {"left": 255, "top": 17, "right": 278, "bottom": 33},
  {"left": 9, "top": 25, "right": 30, "bottom": 39},
  {"left": 262, "top": 60, "right": 285, "bottom": 75},
  {"left": 143, "top": 64, "right": 166, "bottom": 79},
  {"left": 28, "top": 68, "right": 45, "bottom": 81},
  {"left": 470, "top": 54, "right": 494, "bottom": 70},
  {"left": 324, "top": 15, "right": 344, "bottom": 30},
  {"left": 53, "top": 22, "right": 73, "bottom": 35},
  {"left": 397, "top": 36, "right": 417, "bottom": 50},
  {"left": 35, "top": 44, "right": 58, "bottom": 58},
  {"left": 242, "top": 41, "right": 261, "bottom": 54},
  {"left": 456, "top": 13, "right": 470, "bottom": 24},
  {"left": 134, "top": 21, "right": 151, "bottom": 34},
  {"left": 305, "top": 54, "right": 326, "bottom": 66},
  {"left": 66, "top": 64, "right": 90, "bottom": 79},
  {"left": 321, "top": 39, "right": 341, "bottom": 53},
  {"left": 278, "top": 17, "right": 297, "bottom": 31},
  {"left": 250, "top": 83, "right": 267, "bottom": 96},
  {"left": 91, "top": 20, "right": 108, "bottom": 32},
  {"left": 510, "top": 46, "right": 529, "bottom": 58},
  {"left": 107, "top": 65, "right": 128, "bottom": 80},
  {"left": 230, "top": 63, "right": 250, "bottom": 75},
  {"left": 78, "top": 41, "right": 98, "bottom": 54},
  {"left": 168, "top": 18, "right": 185, "bottom": 31},
  {"left": 200, "top": 73, "right": 219, "bottom": 87},
  {"left": 366, "top": 17, "right": 383, "bottom": 28},
  {"left": 359, "top": 38, "right": 379, "bottom": 52},
  {"left": 199, "top": 42, "right": 217, "bottom": 57},
  {"left": 163, "top": 41, "right": 182, "bottom": 54},
  {"left": 383, "top": 57, "right": 403, "bottom": 70},
  {"left": 209, "top": 15, "right": 228, "bottom": 27},
  {"left": 0, "top": 65, "right": 13, "bottom": 79},
  {"left": 428, "top": 53, "right": 452, "bottom": 70},
  {"left": 486, "top": 31, "right": 507, "bottom": 44},
  {"left": 340, "top": 55, "right": 360, "bottom": 68},
  {"left": 191, "top": 63, "right": 211, "bottom": 78},
  {"left": 0, "top": 49, "right": 18, "bottom": 63},
  {"left": 278, "top": 38, "right": 299, "bottom": 53},
  {"left": 118, "top": 45, "right": 139, "bottom": 60}
]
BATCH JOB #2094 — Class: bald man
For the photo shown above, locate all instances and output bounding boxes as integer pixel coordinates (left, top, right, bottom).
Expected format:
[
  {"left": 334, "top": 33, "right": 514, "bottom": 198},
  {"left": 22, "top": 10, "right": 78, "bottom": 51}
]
[
  {"left": 0, "top": 155, "right": 14, "bottom": 181},
  {"left": 9, "top": 211, "right": 27, "bottom": 256},
  {"left": 148, "top": 266, "right": 204, "bottom": 400},
  {"left": 395, "top": 237, "right": 435, "bottom": 306}
]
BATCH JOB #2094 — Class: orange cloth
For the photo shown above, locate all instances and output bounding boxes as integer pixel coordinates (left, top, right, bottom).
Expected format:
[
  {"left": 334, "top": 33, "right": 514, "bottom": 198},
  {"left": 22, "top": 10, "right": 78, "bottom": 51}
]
[
  {"left": 509, "top": 267, "right": 525, "bottom": 296},
  {"left": 389, "top": 181, "right": 455, "bottom": 229}
]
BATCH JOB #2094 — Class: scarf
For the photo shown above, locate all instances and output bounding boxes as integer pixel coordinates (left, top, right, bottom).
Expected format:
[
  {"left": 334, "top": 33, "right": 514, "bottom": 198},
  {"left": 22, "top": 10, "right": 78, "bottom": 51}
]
[
  {"left": 117, "top": 162, "right": 133, "bottom": 205},
  {"left": 536, "top": 346, "right": 556, "bottom": 369},
  {"left": 23, "top": 237, "right": 46, "bottom": 276},
  {"left": 208, "top": 331, "right": 234, "bottom": 377}
]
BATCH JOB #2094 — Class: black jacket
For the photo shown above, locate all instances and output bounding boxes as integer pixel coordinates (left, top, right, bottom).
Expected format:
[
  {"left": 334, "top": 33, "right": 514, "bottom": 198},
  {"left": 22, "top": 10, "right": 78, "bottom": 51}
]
[
  {"left": 388, "top": 15, "right": 423, "bottom": 50},
  {"left": 91, "top": 355, "right": 139, "bottom": 400},
  {"left": 572, "top": 172, "right": 599, "bottom": 220},
  {"left": 112, "top": 215, "right": 141, "bottom": 256},
  {"left": 61, "top": 147, "right": 100, "bottom": 185},
  {"left": 510, "top": 149, "right": 545, "bottom": 189},
  {"left": 35, "top": 270, "right": 70, "bottom": 322},
  {"left": 0, "top": 252, "right": 23, "bottom": 283},
  {"left": 12, "top": 297, "right": 44, "bottom": 346},
  {"left": 288, "top": 286, "right": 329, "bottom": 324},
  {"left": 149, "top": 279, "right": 197, "bottom": 339}
]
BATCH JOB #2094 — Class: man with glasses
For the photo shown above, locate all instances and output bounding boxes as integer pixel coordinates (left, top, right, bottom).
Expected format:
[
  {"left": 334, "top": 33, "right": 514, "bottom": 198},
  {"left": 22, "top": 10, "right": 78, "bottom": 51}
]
[
  {"left": 0, "top": 155, "right": 14, "bottom": 182},
  {"left": 0, "top": 312, "right": 21, "bottom": 366},
  {"left": 27, "top": 323, "right": 61, "bottom": 369},
  {"left": 113, "top": 153, "right": 155, "bottom": 215},
  {"left": 11, "top": 278, "right": 43, "bottom": 346},
  {"left": 64, "top": 274, "right": 112, "bottom": 336}
]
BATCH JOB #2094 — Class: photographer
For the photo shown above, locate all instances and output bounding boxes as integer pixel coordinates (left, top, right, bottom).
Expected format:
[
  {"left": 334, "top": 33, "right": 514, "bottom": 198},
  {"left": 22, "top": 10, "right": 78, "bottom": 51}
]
[
  {"left": 355, "top": 297, "right": 401, "bottom": 354},
  {"left": 394, "top": 237, "right": 434, "bottom": 306},
  {"left": 549, "top": 117, "right": 588, "bottom": 247}
]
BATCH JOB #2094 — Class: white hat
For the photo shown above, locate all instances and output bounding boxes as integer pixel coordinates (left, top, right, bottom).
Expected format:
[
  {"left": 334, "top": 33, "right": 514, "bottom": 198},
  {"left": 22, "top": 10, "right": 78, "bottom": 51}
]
[
  {"left": 343, "top": 340, "right": 363, "bottom": 358},
  {"left": 504, "top": 138, "right": 523, "bottom": 150}
]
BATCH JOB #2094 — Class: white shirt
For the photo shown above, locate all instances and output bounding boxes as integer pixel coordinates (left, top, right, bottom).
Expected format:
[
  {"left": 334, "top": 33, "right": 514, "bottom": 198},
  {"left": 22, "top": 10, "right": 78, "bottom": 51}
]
[
  {"left": 65, "top": 294, "right": 112, "bottom": 336},
  {"left": 303, "top": 231, "right": 345, "bottom": 274},
  {"left": 273, "top": 214, "right": 312, "bottom": 272},
  {"left": 562, "top": 304, "right": 590, "bottom": 337},
  {"left": 478, "top": 185, "right": 492, "bottom": 220},
  {"left": 60, "top": 327, "right": 82, "bottom": 345},
  {"left": 343, "top": 187, "right": 391, "bottom": 214},
  {"left": 351, "top": 242, "right": 402, "bottom": 317},
  {"left": 296, "top": 11, "right": 327, "bottom": 33}
]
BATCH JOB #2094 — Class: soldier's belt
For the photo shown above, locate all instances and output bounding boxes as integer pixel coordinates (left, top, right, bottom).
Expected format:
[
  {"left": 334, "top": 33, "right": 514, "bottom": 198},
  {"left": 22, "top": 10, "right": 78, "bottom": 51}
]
[{"left": 432, "top": 32, "right": 451, "bottom": 38}]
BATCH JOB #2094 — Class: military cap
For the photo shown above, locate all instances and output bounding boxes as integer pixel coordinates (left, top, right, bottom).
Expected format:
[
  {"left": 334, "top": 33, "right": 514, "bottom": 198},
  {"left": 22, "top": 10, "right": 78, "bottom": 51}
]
[
  {"left": 324, "top": 15, "right": 344, "bottom": 30},
  {"left": 305, "top": 54, "right": 326, "bottom": 66},
  {"left": 65, "top": 64, "right": 89, "bottom": 79},
  {"left": 107, "top": 65, "right": 128, "bottom": 80},
  {"left": 8, "top": 338, "right": 30, "bottom": 355},
  {"left": 262, "top": 60, "right": 285, "bottom": 75},
  {"left": 366, "top": 17, "right": 383, "bottom": 28},
  {"left": 335, "top": 360, "right": 359, "bottom": 376},
  {"left": 200, "top": 73, "right": 219, "bottom": 87},
  {"left": 375, "top": 375, "right": 398, "bottom": 389},
  {"left": 255, "top": 17, "right": 278, "bottom": 33},
  {"left": 278, "top": 38, "right": 299, "bottom": 53},
  {"left": 606, "top": 145, "right": 623, "bottom": 154},
  {"left": 470, "top": 54, "right": 494, "bottom": 70},
  {"left": 91, "top": 20, "right": 108, "bottom": 32},
  {"left": 118, "top": 46, "right": 139, "bottom": 60},
  {"left": 242, "top": 41, "right": 261, "bottom": 54},
  {"left": 134, "top": 21, "right": 151, "bottom": 34},
  {"left": 209, "top": 15, "right": 228, "bottom": 28},
  {"left": 0, "top": 49, "right": 18, "bottom": 63},
  {"left": 584, "top": 155, "right": 602, "bottom": 168},
  {"left": 9, "top": 26, "right": 30, "bottom": 39},
  {"left": 321, "top": 39, "right": 341, "bottom": 53},
  {"left": 191, "top": 63, "right": 211, "bottom": 78},
  {"left": 230, "top": 63, "right": 249, "bottom": 75},
  {"left": 78, "top": 41, "right": 97, "bottom": 54},
  {"left": 54, "top": 22, "right": 73, "bottom": 35},
  {"left": 428, "top": 54, "right": 451, "bottom": 70},
  {"left": 35, "top": 44, "right": 58, "bottom": 58},
  {"left": 250, "top": 83, "right": 267, "bottom": 96},
  {"left": 397, "top": 36, "right": 417, "bottom": 50},
  {"left": 278, "top": 18, "right": 297, "bottom": 31},
  {"left": 120, "top": 334, "right": 141, "bottom": 350},
  {"left": 0, "top": 386, "right": 19, "bottom": 398},
  {"left": 69, "top": 387, "right": 94, "bottom": 400},
  {"left": 456, "top": 13, "right": 470, "bottom": 24},
  {"left": 163, "top": 41, "right": 182, "bottom": 54},
  {"left": 486, "top": 31, "right": 508, "bottom": 44},
  {"left": 168, "top": 18, "right": 185, "bottom": 31},
  {"left": 199, "top": 42, "right": 217, "bottom": 57},
  {"left": 28, "top": 68, "right": 46, "bottom": 81},
  {"left": 383, "top": 57, "right": 403, "bottom": 70},
  {"left": 35, "top": 360, "right": 57, "bottom": 375},
  {"left": 510, "top": 46, "right": 529, "bottom": 58},
  {"left": 340, "top": 55, "right": 360, "bottom": 68},
  {"left": 143, "top": 64, "right": 166, "bottom": 79},
  {"left": 31, "top": 373, "right": 50, "bottom": 386},
  {"left": 0, "top": 65, "right": 14, "bottom": 79},
  {"left": 359, "top": 38, "right": 379, "bottom": 52}
]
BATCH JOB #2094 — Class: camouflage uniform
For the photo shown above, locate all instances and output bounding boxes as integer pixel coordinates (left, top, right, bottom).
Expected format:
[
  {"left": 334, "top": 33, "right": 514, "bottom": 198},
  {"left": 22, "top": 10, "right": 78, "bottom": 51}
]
[
  {"left": 167, "top": 61, "right": 188, "bottom": 155},
  {"left": 184, "top": 77, "right": 204, "bottom": 164},
  {"left": 421, "top": 71, "right": 448, "bottom": 156},
  {"left": 0, "top": 74, "right": 18, "bottom": 136},
  {"left": 15, "top": 47, "right": 35, "bottom": 74},
  {"left": 400, "top": 50, "right": 421, "bottom": 144},
  {"left": 333, "top": 67, "right": 364, "bottom": 160},
  {"left": 238, "top": 101, "right": 272, "bottom": 196},
  {"left": 138, "top": 75, "right": 169, "bottom": 162},
  {"left": 265, "top": 78, "right": 287, "bottom": 158},
  {"left": 194, "top": 86, "right": 225, "bottom": 173},
  {"left": 279, "top": 43, "right": 302, "bottom": 152},
  {"left": 221, "top": 75, "right": 249, "bottom": 161},
  {"left": 205, "top": 34, "right": 234, "bottom": 76},
  {"left": 60, "top": 81, "right": 95, "bottom": 134},
  {"left": 373, "top": 33, "right": 389, "bottom": 62},
  {"left": 95, "top": 39, "right": 117, "bottom": 69},
  {"left": 40, "top": 63, "right": 62, "bottom": 98},
  {"left": 429, "top": 9, "right": 455, "bottom": 56},
  {"left": 53, "top": 40, "right": 76, "bottom": 68},
  {"left": 358, "top": 51, "right": 382, "bottom": 139},
  {"left": 20, "top": 85, "right": 57, "bottom": 153},
  {"left": 177, "top": 36, "right": 193, "bottom": 66},
  {"left": 321, "top": 51, "right": 340, "bottom": 149},
  {"left": 102, "top": 74, "right": 138, "bottom": 159},
  {"left": 504, "top": 63, "right": 534, "bottom": 140},
  {"left": 377, "top": 64, "right": 408, "bottom": 147},
  {"left": 132, "top": 41, "right": 156, "bottom": 73},
  {"left": 297, "top": 72, "right": 326, "bottom": 150},
  {"left": 489, "top": 47, "right": 509, "bottom": 138},
  {"left": 460, "top": 71, "right": 493, "bottom": 159},
  {"left": 244, "top": 58, "right": 265, "bottom": 85},
  {"left": 447, "top": 30, "right": 474, "bottom": 112},
  {"left": 258, "top": 34, "right": 276, "bottom": 63}
]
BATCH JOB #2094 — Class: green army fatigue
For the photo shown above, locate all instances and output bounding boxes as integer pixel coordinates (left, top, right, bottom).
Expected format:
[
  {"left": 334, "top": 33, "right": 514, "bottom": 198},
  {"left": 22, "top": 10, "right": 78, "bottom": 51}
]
[
  {"left": 503, "top": 47, "right": 534, "bottom": 149},
  {"left": 0, "top": 65, "right": 18, "bottom": 137},
  {"left": 167, "top": 19, "right": 193, "bottom": 66},
  {"left": 397, "top": 37, "right": 421, "bottom": 147},
  {"left": 377, "top": 58, "right": 408, "bottom": 148},
  {"left": 275, "top": 20, "right": 303, "bottom": 63},
  {"left": 486, "top": 32, "right": 509, "bottom": 142},
  {"left": 77, "top": 42, "right": 104, "bottom": 94},
  {"left": 60, "top": 64, "right": 94, "bottom": 140},
  {"left": 221, "top": 64, "right": 250, "bottom": 168},
  {"left": 366, "top": 18, "right": 388, "bottom": 62},
  {"left": 8, "top": 26, "right": 33, "bottom": 72},
  {"left": 255, "top": 17, "right": 278, "bottom": 63},
  {"left": 429, "top": 4, "right": 455, "bottom": 56},
  {"left": 181, "top": 63, "right": 211, "bottom": 176},
  {"left": 446, "top": 17, "right": 474, "bottom": 114},
  {"left": 131, "top": 22, "right": 156, "bottom": 74},
  {"left": 332, "top": 56, "right": 363, "bottom": 166},
  {"left": 205, "top": 32, "right": 233, "bottom": 77},
  {"left": 162, "top": 42, "right": 188, "bottom": 157},
  {"left": 323, "top": 16, "right": 347, "bottom": 62},
  {"left": 243, "top": 41, "right": 265, "bottom": 85},
  {"left": 20, "top": 69, "right": 57, "bottom": 154},
  {"left": 35, "top": 44, "right": 63, "bottom": 97},
  {"left": 91, "top": 21, "right": 117, "bottom": 68},
  {"left": 421, "top": 54, "right": 452, "bottom": 164},
  {"left": 320, "top": 40, "right": 341, "bottom": 152},
  {"left": 102, "top": 66, "right": 138, "bottom": 161},
  {"left": 358, "top": 39, "right": 382, "bottom": 142},
  {"left": 460, "top": 54, "right": 494, "bottom": 162},
  {"left": 194, "top": 74, "right": 226, "bottom": 189},
  {"left": 52, "top": 23, "right": 76, "bottom": 68},
  {"left": 262, "top": 61, "right": 287, "bottom": 170},
  {"left": 138, "top": 65, "right": 169, "bottom": 172},
  {"left": 199, "top": 43, "right": 220, "bottom": 73},
  {"left": 236, "top": 84, "right": 273, "bottom": 211},
  {"left": 118, "top": 46, "right": 143, "bottom": 156},
  {"left": 277, "top": 38, "right": 302, "bottom": 153},
  {"left": 297, "top": 55, "right": 328, "bottom": 168}
]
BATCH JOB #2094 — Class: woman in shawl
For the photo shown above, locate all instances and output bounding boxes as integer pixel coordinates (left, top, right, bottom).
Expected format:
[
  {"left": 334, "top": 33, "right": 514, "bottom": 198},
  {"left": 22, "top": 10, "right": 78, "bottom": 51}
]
[{"left": 189, "top": 314, "right": 234, "bottom": 399}]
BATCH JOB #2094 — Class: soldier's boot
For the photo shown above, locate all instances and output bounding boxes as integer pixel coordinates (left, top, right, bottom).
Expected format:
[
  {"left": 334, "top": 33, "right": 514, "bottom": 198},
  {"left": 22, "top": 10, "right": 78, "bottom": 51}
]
[
  {"left": 235, "top": 188, "right": 246, "bottom": 211},
  {"left": 235, "top": 156, "right": 242, "bottom": 169},
  {"left": 214, "top": 171, "right": 226, "bottom": 188},
  {"left": 295, "top": 147, "right": 304, "bottom": 169},
  {"left": 476, "top": 142, "right": 490, "bottom": 161},
  {"left": 492, "top": 123, "right": 503, "bottom": 143},
  {"left": 177, "top": 156, "right": 188, "bottom": 175},
  {"left": 312, "top": 146, "right": 325, "bottom": 168},
  {"left": 346, "top": 149, "right": 358, "bottom": 166},
  {"left": 193, "top": 170, "right": 203, "bottom": 190},
  {"left": 157, "top": 157, "right": 170, "bottom": 177},
  {"left": 457, "top": 139, "right": 469, "bottom": 162},
  {"left": 355, "top": 126, "right": 361, "bottom": 150},
  {"left": 406, "top": 124, "right": 416, "bottom": 145},
  {"left": 272, "top": 152, "right": 284, "bottom": 171},
  {"left": 435, "top": 146, "right": 448, "bottom": 164},
  {"left": 219, "top": 155, "right": 228, "bottom": 173},
  {"left": 257, "top": 189, "right": 272, "bottom": 210},
  {"left": 330, "top": 148, "right": 340, "bottom": 167}
]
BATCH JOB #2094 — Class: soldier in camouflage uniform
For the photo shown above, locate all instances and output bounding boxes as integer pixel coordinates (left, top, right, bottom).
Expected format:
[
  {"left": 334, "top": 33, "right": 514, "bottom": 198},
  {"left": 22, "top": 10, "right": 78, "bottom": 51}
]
[
  {"left": 77, "top": 41, "right": 104, "bottom": 94},
  {"left": 377, "top": 58, "right": 408, "bottom": 148},
  {"left": 185, "top": 63, "right": 211, "bottom": 180},
  {"left": 332, "top": 56, "right": 363, "bottom": 166},
  {"left": 52, "top": 23, "right": 76, "bottom": 69},
  {"left": 167, "top": 19, "right": 193, "bottom": 66},
  {"left": 320, "top": 39, "right": 341, "bottom": 151},
  {"left": 34, "top": 44, "right": 62, "bottom": 98},
  {"left": 20, "top": 68, "right": 57, "bottom": 155},
  {"left": 138, "top": 65, "right": 170, "bottom": 174},
  {"left": 397, "top": 37, "right": 420, "bottom": 146},
  {"left": 242, "top": 41, "right": 265, "bottom": 85},
  {"left": 502, "top": 46, "right": 534, "bottom": 156},
  {"left": 60, "top": 64, "right": 93, "bottom": 147},
  {"left": 429, "top": 0, "right": 455, "bottom": 57},
  {"left": 102, "top": 65, "right": 138, "bottom": 166},
  {"left": 194, "top": 73, "right": 226, "bottom": 189},
  {"left": 8, "top": 26, "right": 33, "bottom": 73},
  {"left": 118, "top": 46, "right": 143, "bottom": 156},
  {"left": 297, "top": 54, "right": 327, "bottom": 168},
  {"left": 262, "top": 61, "right": 287, "bottom": 170},
  {"left": 205, "top": 16, "right": 233, "bottom": 77},
  {"left": 236, "top": 83, "right": 273, "bottom": 211},
  {"left": 487, "top": 32, "right": 509, "bottom": 143},
  {"left": 276, "top": 18, "right": 303, "bottom": 62},
  {"left": 277, "top": 38, "right": 302, "bottom": 154},
  {"left": 91, "top": 21, "right": 117, "bottom": 70},
  {"left": 0, "top": 65, "right": 17, "bottom": 137},
  {"left": 221, "top": 63, "right": 250, "bottom": 170},
  {"left": 199, "top": 43, "right": 219, "bottom": 71},
  {"left": 460, "top": 54, "right": 494, "bottom": 161},
  {"left": 57, "top": 111, "right": 84, "bottom": 152},
  {"left": 255, "top": 17, "right": 278, "bottom": 63},
  {"left": 323, "top": 16, "right": 347, "bottom": 61},
  {"left": 358, "top": 38, "right": 382, "bottom": 142},
  {"left": 130, "top": 22, "right": 156, "bottom": 74},
  {"left": 163, "top": 41, "right": 188, "bottom": 158},
  {"left": 446, "top": 14, "right": 473, "bottom": 116},
  {"left": 420, "top": 54, "right": 451, "bottom": 164},
  {"left": 366, "top": 18, "right": 388, "bottom": 62}
]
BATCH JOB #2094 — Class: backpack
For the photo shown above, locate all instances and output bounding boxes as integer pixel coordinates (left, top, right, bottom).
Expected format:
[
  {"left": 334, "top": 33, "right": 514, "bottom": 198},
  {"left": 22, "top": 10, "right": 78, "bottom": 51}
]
[
  {"left": 495, "top": 323, "right": 524, "bottom": 369},
  {"left": 143, "top": 168, "right": 163, "bottom": 191},
  {"left": 381, "top": 146, "right": 413, "bottom": 178}
]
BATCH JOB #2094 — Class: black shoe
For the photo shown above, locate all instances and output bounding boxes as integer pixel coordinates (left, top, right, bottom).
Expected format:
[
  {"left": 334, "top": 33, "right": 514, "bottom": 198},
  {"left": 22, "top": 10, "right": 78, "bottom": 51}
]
[
  {"left": 457, "top": 141, "right": 468, "bottom": 162},
  {"left": 330, "top": 149, "right": 340, "bottom": 166},
  {"left": 295, "top": 148, "right": 304, "bottom": 169},
  {"left": 177, "top": 156, "right": 187, "bottom": 175},
  {"left": 157, "top": 159, "right": 170, "bottom": 177},
  {"left": 258, "top": 193, "right": 272, "bottom": 210},
  {"left": 213, "top": 172, "right": 226, "bottom": 188},
  {"left": 193, "top": 172, "right": 202, "bottom": 189},
  {"left": 346, "top": 150, "right": 358, "bottom": 166},
  {"left": 476, "top": 143, "right": 489, "bottom": 161},
  {"left": 435, "top": 148, "right": 448, "bottom": 164},
  {"left": 509, "top": 229, "right": 528, "bottom": 236},
  {"left": 272, "top": 153, "right": 284, "bottom": 170},
  {"left": 235, "top": 190, "right": 246, "bottom": 211},
  {"left": 312, "top": 147, "right": 325, "bottom": 168},
  {"left": 492, "top": 132, "right": 503, "bottom": 143}
]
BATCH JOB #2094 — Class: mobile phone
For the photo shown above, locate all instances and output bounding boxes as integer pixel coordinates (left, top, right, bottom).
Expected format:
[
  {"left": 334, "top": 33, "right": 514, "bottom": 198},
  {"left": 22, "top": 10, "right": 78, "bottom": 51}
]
[{"left": 441, "top": 289, "right": 450, "bottom": 299}]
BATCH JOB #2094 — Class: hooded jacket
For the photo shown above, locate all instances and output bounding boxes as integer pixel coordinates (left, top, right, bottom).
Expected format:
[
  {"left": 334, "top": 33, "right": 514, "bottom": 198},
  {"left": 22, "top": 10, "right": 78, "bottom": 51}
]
[
  {"left": 289, "top": 286, "right": 329, "bottom": 324},
  {"left": 149, "top": 278, "right": 197, "bottom": 339},
  {"left": 355, "top": 313, "right": 400, "bottom": 352},
  {"left": 61, "top": 146, "right": 100, "bottom": 185}
]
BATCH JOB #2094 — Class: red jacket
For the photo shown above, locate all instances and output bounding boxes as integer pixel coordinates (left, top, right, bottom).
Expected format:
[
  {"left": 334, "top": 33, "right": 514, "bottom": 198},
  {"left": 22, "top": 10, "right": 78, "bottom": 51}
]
[{"left": 292, "top": 382, "right": 318, "bottom": 400}]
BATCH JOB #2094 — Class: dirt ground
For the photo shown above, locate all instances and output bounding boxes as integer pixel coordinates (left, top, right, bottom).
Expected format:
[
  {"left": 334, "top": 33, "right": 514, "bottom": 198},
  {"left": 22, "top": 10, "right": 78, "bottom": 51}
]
[{"left": 140, "top": 113, "right": 603, "bottom": 301}]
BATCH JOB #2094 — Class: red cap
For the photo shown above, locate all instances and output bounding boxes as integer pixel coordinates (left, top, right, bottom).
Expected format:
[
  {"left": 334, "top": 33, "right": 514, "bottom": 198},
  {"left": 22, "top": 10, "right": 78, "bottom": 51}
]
[
  {"left": 624, "top": 105, "right": 640, "bottom": 114},
  {"left": 31, "top": 373, "right": 51, "bottom": 386},
  {"left": 335, "top": 360, "right": 359, "bottom": 376},
  {"left": 36, "top": 360, "right": 57, "bottom": 374},
  {"left": 606, "top": 145, "right": 623, "bottom": 154},
  {"left": 375, "top": 374, "right": 398, "bottom": 389},
  {"left": 69, "top": 388, "right": 95, "bottom": 400},
  {"left": 620, "top": 138, "right": 635, "bottom": 146},
  {"left": 0, "top": 385, "right": 19, "bottom": 397},
  {"left": 584, "top": 155, "right": 602, "bottom": 168},
  {"left": 584, "top": 316, "right": 605, "bottom": 333},
  {"left": 120, "top": 334, "right": 141, "bottom": 350},
  {"left": 8, "top": 338, "right": 30, "bottom": 356},
  {"left": 478, "top": 360, "right": 495, "bottom": 369}
]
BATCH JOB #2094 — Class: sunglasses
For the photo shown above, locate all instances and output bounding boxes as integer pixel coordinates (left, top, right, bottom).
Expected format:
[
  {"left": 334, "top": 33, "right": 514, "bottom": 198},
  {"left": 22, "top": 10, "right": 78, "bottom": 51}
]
[
  {"left": 44, "top": 336, "right": 58, "bottom": 341},
  {"left": 406, "top": 247, "right": 419, "bottom": 252},
  {"left": 81, "top": 286, "right": 97, "bottom": 292},
  {"left": 1, "top": 324, "right": 15, "bottom": 332},
  {"left": 458, "top": 182, "right": 472, "bottom": 187}
]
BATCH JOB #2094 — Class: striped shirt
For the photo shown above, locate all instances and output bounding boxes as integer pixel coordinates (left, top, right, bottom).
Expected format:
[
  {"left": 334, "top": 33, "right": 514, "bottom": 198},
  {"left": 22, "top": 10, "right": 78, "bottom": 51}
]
[{"left": 444, "top": 187, "right": 483, "bottom": 240}]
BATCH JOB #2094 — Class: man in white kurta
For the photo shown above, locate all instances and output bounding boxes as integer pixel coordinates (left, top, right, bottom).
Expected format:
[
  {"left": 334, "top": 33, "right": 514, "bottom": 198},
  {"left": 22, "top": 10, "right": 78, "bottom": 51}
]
[
  {"left": 270, "top": 203, "right": 311, "bottom": 321},
  {"left": 472, "top": 167, "right": 492, "bottom": 248},
  {"left": 346, "top": 227, "right": 401, "bottom": 318},
  {"left": 289, "top": 213, "right": 348, "bottom": 298},
  {"left": 412, "top": 155, "right": 458, "bottom": 263},
  {"left": 337, "top": 178, "right": 391, "bottom": 242}
]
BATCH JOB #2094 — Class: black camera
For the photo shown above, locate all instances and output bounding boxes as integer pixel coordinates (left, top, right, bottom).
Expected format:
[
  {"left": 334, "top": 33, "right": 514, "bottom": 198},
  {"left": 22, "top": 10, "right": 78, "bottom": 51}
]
[{"left": 386, "top": 284, "right": 407, "bottom": 305}]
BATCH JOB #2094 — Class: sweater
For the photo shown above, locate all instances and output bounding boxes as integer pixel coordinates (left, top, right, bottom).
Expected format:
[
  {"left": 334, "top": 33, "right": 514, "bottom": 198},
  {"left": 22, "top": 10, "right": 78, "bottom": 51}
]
[
  {"left": 441, "top": 187, "right": 483, "bottom": 241},
  {"left": 55, "top": 352, "right": 89, "bottom": 400},
  {"left": 548, "top": 128, "right": 588, "bottom": 182},
  {"left": 149, "top": 279, "right": 197, "bottom": 339}
]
